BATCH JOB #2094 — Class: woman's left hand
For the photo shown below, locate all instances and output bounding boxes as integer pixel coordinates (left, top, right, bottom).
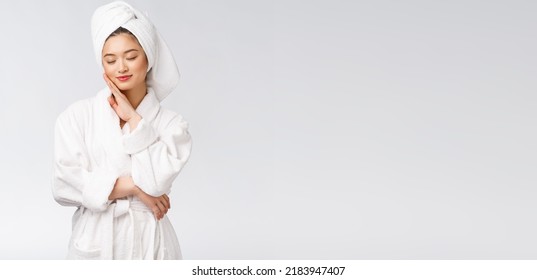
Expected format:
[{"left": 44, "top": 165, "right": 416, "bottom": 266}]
[
  {"left": 103, "top": 73, "right": 138, "bottom": 122},
  {"left": 134, "top": 189, "right": 171, "bottom": 221}
]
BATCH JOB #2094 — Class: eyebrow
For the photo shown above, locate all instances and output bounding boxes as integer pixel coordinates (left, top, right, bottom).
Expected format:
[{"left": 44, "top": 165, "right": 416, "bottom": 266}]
[{"left": 103, "top": 49, "right": 140, "bottom": 57}]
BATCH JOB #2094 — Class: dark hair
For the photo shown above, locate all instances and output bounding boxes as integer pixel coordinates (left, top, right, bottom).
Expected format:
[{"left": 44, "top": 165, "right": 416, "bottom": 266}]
[{"left": 106, "top": 27, "right": 138, "bottom": 42}]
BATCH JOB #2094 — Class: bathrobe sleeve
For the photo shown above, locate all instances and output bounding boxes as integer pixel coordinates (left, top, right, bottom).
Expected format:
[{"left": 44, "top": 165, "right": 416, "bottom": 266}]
[
  {"left": 122, "top": 114, "right": 192, "bottom": 197},
  {"left": 52, "top": 104, "right": 117, "bottom": 212}
]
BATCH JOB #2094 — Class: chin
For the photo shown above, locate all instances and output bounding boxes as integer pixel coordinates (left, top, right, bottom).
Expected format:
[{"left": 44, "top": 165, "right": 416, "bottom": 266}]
[
  {"left": 116, "top": 84, "right": 132, "bottom": 91},
  {"left": 120, "top": 79, "right": 145, "bottom": 92}
]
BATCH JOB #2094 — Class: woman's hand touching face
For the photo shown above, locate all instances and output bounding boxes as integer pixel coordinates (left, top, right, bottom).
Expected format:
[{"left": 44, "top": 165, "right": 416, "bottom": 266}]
[
  {"left": 104, "top": 73, "right": 137, "bottom": 122},
  {"left": 101, "top": 32, "right": 148, "bottom": 124}
]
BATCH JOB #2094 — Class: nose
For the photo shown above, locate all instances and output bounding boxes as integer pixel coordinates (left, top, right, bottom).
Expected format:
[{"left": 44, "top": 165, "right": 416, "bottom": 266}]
[{"left": 118, "top": 60, "right": 128, "bottom": 73}]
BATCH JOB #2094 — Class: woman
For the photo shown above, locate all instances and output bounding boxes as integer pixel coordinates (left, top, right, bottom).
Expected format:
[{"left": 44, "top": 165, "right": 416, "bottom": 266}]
[{"left": 52, "top": 1, "right": 192, "bottom": 259}]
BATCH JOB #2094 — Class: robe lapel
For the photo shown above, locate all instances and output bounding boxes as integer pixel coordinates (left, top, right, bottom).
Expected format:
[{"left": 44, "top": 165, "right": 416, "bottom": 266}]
[{"left": 93, "top": 87, "right": 160, "bottom": 175}]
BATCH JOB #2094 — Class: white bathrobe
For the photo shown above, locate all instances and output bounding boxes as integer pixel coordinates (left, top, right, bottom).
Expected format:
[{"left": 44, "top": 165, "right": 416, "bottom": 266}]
[{"left": 53, "top": 87, "right": 192, "bottom": 259}]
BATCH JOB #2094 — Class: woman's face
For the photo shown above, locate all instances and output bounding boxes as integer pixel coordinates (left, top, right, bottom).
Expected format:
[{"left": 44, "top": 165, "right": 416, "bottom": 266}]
[{"left": 102, "top": 33, "right": 148, "bottom": 92}]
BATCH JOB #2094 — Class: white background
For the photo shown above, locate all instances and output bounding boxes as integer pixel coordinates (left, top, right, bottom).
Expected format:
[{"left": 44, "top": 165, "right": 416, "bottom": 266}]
[{"left": 0, "top": 0, "right": 536, "bottom": 259}]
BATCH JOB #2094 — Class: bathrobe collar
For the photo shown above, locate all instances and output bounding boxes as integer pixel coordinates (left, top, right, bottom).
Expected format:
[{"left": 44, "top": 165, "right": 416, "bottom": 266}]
[
  {"left": 132, "top": 87, "right": 160, "bottom": 125},
  {"left": 94, "top": 87, "right": 160, "bottom": 170},
  {"left": 97, "top": 86, "right": 161, "bottom": 127}
]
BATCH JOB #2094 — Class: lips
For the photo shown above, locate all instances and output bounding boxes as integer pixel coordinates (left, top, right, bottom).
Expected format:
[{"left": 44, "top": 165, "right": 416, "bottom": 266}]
[{"left": 116, "top": 75, "right": 132, "bottom": 82}]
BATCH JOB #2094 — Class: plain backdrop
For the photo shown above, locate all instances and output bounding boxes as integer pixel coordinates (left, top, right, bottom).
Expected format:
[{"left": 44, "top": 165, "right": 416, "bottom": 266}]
[{"left": 0, "top": 0, "right": 536, "bottom": 259}]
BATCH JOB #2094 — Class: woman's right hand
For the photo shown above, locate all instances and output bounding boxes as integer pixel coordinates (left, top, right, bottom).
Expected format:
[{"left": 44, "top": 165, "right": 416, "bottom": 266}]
[{"left": 134, "top": 189, "right": 171, "bottom": 220}]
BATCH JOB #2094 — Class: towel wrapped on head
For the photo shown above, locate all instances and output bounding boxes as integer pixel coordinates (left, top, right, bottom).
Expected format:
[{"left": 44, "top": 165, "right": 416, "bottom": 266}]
[{"left": 91, "top": 1, "right": 180, "bottom": 102}]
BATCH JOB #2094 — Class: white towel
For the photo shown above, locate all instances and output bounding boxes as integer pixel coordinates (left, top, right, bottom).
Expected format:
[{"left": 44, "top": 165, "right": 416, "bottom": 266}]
[{"left": 91, "top": 1, "right": 180, "bottom": 102}]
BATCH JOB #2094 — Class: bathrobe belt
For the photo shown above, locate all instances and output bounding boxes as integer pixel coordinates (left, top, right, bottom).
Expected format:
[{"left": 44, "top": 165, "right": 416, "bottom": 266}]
[{"left": 100, "top": 198, "right": 157, "bottom": 259}]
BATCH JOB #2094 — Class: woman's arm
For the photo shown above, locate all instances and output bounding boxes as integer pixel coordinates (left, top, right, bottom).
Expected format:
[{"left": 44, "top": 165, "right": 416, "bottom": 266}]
[
  {"left": 103, "top": 74, "right": 192, "bottom": 199},
  {"left": 107, "top": 176, "right": 138, "bottom": 200},
  {"left": 52, "top": 105, "right": 118, "bottom": 212},
  {"left": 108, "top": 175, "right": 170, "bottom": 220},
  {"left": 123, "top": 114, "right": 192, "bottom": 197}
]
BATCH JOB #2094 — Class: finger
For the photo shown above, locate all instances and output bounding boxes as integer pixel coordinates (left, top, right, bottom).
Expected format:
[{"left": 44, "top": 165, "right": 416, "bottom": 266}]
[
  {"left": 103, "top": 73, "right": 114, "bottom": 91},
  {"left": 108, "top": 98, "right": 118, "bottom": 110},
  {"left": 164, "top": 194, "right": 171, "bottom": 209},
  {"left": 152, "top": 206, "right": 161, "bottom": 220},
  {"left": 103, "top": 72, "right": 116, "bottom": 89},
  {"left": 153, "top": 201, "right": 165, "bottom": 219},
  {"left": 108, "top": 95, "right": 118, "bottom": 107},
  {"left": 103, "top": 73, "right": 123, "bottom": 98},
  {"left": 161, "top": 195, "right": 170, "bottom": 209},
  {"left": 161, "top": 203, "right": 168, "bottom": 217},
  {"left": 102, "top": 72, "right": 111, "bottom": 84},
  {"left": 164, "top": 194, "right": 170, "bottom": 204},
  {"left": 159, "top": 198, "right": 169, "bottom": 211},
  {"left": 156, "top": 200, "right": 168, "bottom": 215}
]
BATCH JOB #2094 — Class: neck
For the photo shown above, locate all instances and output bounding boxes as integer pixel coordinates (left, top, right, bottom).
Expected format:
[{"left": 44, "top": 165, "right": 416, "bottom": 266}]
[{"left": 123, "top": 83, "right": 147, "bottom": 110}]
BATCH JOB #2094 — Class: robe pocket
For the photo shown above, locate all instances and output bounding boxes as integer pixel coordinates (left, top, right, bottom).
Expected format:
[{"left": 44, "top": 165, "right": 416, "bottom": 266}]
[
  {"left": 67, "top": 211, "right": 103, "bottom": 260},
  {"left": 68, "top": 241, "right": 101, "bottom": 259}
]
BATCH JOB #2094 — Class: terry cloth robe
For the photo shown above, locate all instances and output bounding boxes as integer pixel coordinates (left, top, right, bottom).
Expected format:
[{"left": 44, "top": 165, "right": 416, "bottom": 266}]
[{"left": 53, "top": 87, "right": 192, "bottom": 259}]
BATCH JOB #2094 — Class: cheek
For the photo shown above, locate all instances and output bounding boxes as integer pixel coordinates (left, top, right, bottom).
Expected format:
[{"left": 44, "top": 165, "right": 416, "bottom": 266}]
[
  {"left": 133, "top": 60, "right": 148, "bottom": 77},
  {"left": 102, "top": 63, "right": 114, "bottom": 75}
]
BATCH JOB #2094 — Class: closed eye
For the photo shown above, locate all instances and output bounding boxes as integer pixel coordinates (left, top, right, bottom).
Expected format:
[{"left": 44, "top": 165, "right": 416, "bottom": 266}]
[
  {"left": 106, "top": 60, "right": 116, "bottom": 65},
  {"left": 126, "top": 56, "right": 138, "bottom": 61}
]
